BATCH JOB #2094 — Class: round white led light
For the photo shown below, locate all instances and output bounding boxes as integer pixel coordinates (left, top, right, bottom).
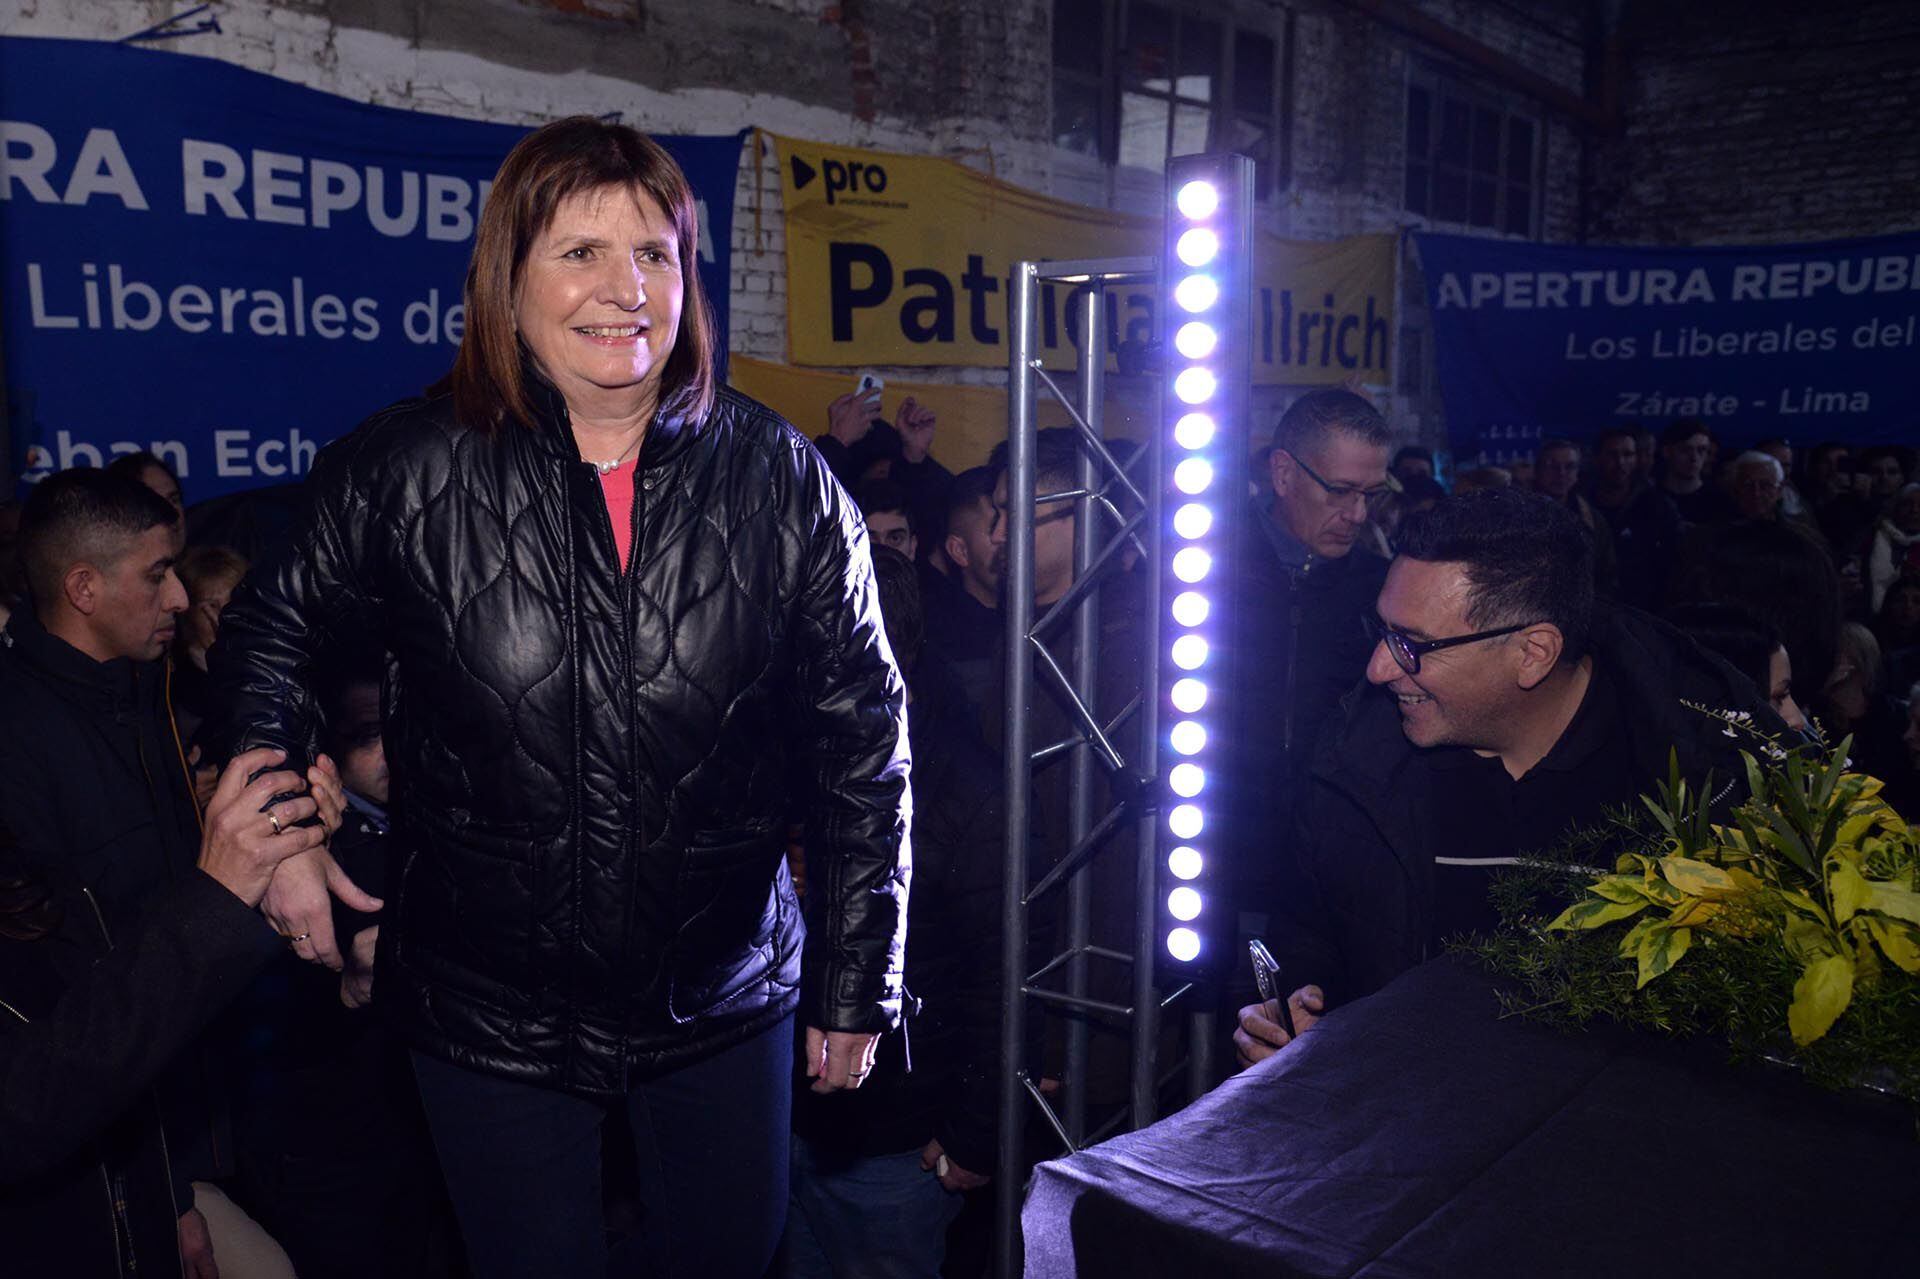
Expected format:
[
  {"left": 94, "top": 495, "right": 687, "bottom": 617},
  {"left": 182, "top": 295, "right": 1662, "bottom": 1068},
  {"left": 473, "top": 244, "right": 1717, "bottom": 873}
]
[
  {"left": 1174, "top": 412, "right": 1215, "bottom": 450},
  {"left": 1174, "top": 274, "right": 1219, "bottom": 313},
  {"left": 1167, "top": 927, "right": 1202, "bottom": 961},
  {"left": 1173, "top": 457, "right": 1213, "bottom": 494},
  {"left": 1171, "top": 547, "right": 1211, "bottom": 583},
  {"left": 1174, "top": 367, "right": 1217, "bottom": 405},
  {"left": 1168, "top": 886, "right": 1203, "bottom": 921},
  {"left": 1174, "top": 321, "right": 1218, "bottom": 360},
  {"left": 1175, "top": 180, "right": 1219, "bottom": 220},
  {"left": 1170, "top": 678, "right": 1207, "bottom": 714},
  {"left": 1173, "top": 503, "right": 1213, "bottom": 540},
  {"left": 1176, "top": 228, "right": 1219, "bottom": 268},
  {"left": 1168, "top": 845, "right": 1204, "bottom": 880},
  {"left": 1169, "top": 720, "right": 1207, "bottom": 755},
  {"left": 1168, "top": 804, "right": 1204, "bottom": 839},
  {"left": 1170, "top": 633, "right": 1208, "bottom": 669},
  {"left": 1170, "top": 763, "right": 1204, "bottom": 798},
  {"left": 1170, "top": 590, "right": 1209, "bottom": 628}
]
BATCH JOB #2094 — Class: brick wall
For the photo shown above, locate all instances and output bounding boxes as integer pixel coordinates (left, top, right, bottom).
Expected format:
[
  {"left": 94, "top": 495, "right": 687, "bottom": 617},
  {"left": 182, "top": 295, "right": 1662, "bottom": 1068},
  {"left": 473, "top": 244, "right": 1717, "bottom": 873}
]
[{"left": 1588, "top": 0, "right": 1920, "bottom": 245}]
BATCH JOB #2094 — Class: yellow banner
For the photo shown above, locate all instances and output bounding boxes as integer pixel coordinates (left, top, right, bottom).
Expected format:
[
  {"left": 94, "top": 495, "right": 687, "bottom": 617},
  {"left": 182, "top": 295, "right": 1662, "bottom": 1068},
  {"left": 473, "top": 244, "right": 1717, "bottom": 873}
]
[
  {"left": 727, "top": 355, "right": 1094, "bottom": 472},
  {"left": 771, "top": 133, "right": 1396, "bottom": 386}
]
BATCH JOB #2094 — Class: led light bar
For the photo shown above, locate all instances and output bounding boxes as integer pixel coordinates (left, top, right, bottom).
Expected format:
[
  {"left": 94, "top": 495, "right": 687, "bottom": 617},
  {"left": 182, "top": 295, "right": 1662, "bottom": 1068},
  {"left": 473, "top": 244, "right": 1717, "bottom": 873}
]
[{"left": 1156, "top": 153, "right": 1253, "bottom": 975}]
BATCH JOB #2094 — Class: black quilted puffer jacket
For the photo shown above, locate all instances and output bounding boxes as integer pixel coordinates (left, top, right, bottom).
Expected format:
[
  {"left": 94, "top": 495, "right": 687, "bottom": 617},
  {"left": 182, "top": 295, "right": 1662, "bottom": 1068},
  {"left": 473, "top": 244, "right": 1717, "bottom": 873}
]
[{"left": 209, "top": 379, "right": 910, "bottom": 1097}]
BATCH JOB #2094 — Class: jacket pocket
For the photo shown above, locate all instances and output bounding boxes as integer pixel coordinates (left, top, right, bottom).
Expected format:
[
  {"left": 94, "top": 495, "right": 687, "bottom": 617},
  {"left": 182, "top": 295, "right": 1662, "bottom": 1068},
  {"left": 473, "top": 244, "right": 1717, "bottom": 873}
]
[{"left": 664, "top": 832, "right": 786, "bottom": 1024}]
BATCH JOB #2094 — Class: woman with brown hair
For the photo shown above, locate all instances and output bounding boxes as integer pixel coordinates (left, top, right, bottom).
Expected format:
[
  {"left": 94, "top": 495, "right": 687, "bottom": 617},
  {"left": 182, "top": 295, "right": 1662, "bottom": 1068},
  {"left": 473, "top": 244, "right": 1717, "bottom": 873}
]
[{"left": 210, "top": 117, "right": 910, "bottom": 1278}]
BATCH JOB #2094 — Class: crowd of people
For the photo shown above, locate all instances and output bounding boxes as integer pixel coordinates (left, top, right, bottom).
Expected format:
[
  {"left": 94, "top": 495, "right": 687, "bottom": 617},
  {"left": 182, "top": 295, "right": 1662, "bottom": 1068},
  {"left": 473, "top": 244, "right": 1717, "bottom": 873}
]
[{"left": 1, "top": 114, "right": 1917, "bottom": 1279}]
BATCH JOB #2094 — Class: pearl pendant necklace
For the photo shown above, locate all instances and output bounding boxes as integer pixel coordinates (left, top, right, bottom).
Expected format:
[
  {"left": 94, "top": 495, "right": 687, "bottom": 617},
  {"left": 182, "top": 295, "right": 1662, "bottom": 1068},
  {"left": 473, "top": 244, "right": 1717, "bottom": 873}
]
[{"left": 591, "top": 437, "right": 641, "bottom": 475}]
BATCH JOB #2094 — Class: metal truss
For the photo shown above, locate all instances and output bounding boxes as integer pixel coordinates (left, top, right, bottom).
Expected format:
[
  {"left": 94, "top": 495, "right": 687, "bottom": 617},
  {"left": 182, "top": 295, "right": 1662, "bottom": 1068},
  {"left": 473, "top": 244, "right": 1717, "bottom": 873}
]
[{"left": 993, "top": 256, "right": 1201, "bottom": 1277}]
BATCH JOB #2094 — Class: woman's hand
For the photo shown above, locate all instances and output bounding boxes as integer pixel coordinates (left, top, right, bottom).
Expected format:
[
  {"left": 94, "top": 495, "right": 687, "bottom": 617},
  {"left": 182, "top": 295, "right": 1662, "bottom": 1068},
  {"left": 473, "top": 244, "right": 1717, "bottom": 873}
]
[
  {"left": 196, "top": 748, "right": 329, "bottom": 909},
  {"left": 803, "top": 1026, "right": 880, "bottom": 1093}
]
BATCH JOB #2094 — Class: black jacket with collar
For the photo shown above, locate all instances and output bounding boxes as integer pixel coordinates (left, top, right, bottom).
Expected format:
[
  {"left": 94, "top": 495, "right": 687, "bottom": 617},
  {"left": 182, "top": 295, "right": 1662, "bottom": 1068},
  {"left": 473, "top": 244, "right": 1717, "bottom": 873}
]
[
  {"left": 1272, "top": 605, "right": 1782, "bottom": 1007},
  {"left": 0, "top": 867, "right": 279, "bottom": 1279},
  {"left": 0, "top": 611, "right": 202, "bottom": 935},
  {"left": 209, "top": 381, "right": 910, "bottom": 1097},
  {"left": 1229, "top": 504, "right": 1388, "bottom": 883}
]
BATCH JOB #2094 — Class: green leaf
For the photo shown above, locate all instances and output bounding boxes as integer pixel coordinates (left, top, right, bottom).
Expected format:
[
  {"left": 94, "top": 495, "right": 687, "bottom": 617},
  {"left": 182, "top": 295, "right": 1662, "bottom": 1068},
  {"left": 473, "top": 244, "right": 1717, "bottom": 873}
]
[
  {"left": 1741, "top": 751, "right": 1768, "bottom": 809},
  {"left": 1829, "top": 859, "right": 1872, "bottom": 925},
  {"left": 1758, "top": 802, "right": 1816, "bottom": 878},
  {"left": 1587, "top": 876, "right": 1656, "bottom": 905},
  {"left": 1836, "top": 800, "right": 1891, "bottom": 849},
  {"left": 1779, "top": 890, "right": 1833, "bottom": 930},
  {"left": 1865, "top": 880, "right": 1920, "bottom": 927},
  {"left": 1783, "top": 914, "right": 1836, "bottom": 963},
  {"left": 1662, "top": 857, "right": 1737, "bottom": 898},
  {"left": 1633, "top": 922, "right": 1693, "bottom": 989},
  {"left": 1788, "top": 954, "right": 1855, "bottom": 1046},
  {"left": 1546, "top": 895, "right": 1650, "bottom": 932},
  {"left": 1640, "top": 791, "right": 1677, "bottom": 838},
  {"left": 1616, "top": 914, "right": 1661, "bottom": 961},
  {"left": 1863, "top": 916, "right": 1920, "bottom": 975}
]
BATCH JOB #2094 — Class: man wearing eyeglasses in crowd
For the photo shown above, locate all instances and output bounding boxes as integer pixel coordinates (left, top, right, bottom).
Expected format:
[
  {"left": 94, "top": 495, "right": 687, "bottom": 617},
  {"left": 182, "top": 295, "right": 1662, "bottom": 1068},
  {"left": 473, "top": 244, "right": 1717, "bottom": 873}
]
[
  {"left": 1234, "top": 489, "right": 1780, "bottom": 1068},
  {"left": 1230, "top": 390, "right": 1394, "bottom": 910}
]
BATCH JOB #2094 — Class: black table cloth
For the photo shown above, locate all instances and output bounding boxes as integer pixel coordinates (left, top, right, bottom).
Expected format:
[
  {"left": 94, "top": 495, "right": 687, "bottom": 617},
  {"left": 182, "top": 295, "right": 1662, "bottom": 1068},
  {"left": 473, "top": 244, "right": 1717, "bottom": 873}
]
[{"left": 1024, "top": 955, "right": 1918, "bottom": 1277}]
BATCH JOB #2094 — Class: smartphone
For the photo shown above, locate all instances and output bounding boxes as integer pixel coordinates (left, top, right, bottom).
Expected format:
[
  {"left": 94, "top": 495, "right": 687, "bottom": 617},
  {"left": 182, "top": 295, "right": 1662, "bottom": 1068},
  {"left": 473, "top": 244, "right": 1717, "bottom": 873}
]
[{"left": 1249, "top": 938, "right": 1297, "bottom": 1038}]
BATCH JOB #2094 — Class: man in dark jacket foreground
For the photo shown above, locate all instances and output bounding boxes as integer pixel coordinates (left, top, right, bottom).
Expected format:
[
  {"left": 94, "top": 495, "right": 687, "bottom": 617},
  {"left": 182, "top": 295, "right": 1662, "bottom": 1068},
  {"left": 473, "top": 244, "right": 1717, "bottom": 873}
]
[
  {"left": 1236, "top": 490, "right": 1780, "bottom": 1067},
  {"left": 0, "top": 749, "right": 336, "bottom": 1278}
]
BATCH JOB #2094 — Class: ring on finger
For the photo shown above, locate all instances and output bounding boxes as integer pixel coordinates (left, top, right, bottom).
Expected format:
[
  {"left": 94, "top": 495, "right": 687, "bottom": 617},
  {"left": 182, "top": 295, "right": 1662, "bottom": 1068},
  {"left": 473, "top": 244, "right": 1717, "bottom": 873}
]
[
  {"left": 268, "top": 810, "right": 283, "bottom": 835},
  {"left": 288, "top": 931, "right": 311, "bottom": 945}
]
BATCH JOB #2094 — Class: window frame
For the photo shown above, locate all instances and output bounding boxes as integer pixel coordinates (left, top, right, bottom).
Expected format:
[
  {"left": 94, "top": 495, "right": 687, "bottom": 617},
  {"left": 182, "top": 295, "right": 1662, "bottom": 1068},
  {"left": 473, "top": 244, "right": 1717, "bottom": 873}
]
[
  {"left": 1050, "top": 0, "right": 1290, "bottom": 202},
  {"left": 1402, "top": 60, "right": 1544, "bottom": 237}
]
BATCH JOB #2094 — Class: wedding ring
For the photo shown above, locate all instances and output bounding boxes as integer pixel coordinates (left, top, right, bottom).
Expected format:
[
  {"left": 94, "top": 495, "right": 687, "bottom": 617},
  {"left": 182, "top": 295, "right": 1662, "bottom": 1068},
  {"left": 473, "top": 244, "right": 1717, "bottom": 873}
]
[
  {"left": 268, "top": 811, "right": 283, "bottom": 835},
  {"left": 288, "top": 931, "right": 311, "bottom": 945}
]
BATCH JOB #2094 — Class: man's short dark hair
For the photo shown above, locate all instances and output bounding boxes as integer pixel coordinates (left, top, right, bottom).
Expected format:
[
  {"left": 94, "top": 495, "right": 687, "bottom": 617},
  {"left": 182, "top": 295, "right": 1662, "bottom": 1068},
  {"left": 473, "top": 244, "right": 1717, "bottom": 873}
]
[
  {"left": 945, "top": 466, "right": 997, "bottom": 531},
  {"left": 868, "top": 545, "right": 924, "bottom": 672},
  {"left": 989, "top": 428, "right": 1081, "bottom": 501},
  {"left": 1273, "top": 389, "right": 1392, "bottom": 458},
  {"left": 855, "top": 479, "right": 916, "bottom": 537},
  {"left": 1593, "top": 425, "right": 1636, "bottom": 451},
  {"left": 1538, "top": 437, "right": 1580, "bottom": 458},
  {"left": 103, "top": 450, "right": 181, "bottom": 491},
  {"left": 1395, "top": 489, "right": 1595, "bottom": 664},
  {"left": 1659, "top": 418, "right": 1712, "bottom": 449},
  {"left": 19, "top": 469, "right": 180, "bottom": 608},
  {"left": 1393, "top": 445, "right": 1433, "bottom": 468}
]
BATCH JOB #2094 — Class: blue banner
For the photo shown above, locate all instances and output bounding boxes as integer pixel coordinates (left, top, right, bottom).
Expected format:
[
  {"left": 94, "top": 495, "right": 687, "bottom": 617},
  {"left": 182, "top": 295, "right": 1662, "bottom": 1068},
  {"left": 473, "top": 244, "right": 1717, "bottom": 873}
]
[
  {"left": 2, "top": 36, "right": 744, "bottom": 500},
  {"left": 1415, "top": 231, "right": 1920, "bottom": 465}
]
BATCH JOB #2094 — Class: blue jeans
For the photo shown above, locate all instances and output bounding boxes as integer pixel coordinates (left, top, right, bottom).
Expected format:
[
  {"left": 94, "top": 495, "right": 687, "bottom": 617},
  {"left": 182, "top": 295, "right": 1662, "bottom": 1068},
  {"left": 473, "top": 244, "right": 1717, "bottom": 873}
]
[
  {"left": 411, "top": 1012, "right": 793, "bottom": 1279},
  {"left": 783, "top": 1135, "right": 964, "bottom": 1279}
]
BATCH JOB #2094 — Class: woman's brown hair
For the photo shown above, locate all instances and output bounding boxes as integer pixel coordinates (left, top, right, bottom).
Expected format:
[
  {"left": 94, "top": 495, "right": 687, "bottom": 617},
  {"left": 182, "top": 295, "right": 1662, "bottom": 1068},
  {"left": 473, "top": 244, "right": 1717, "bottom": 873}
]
[{"left": 437, "top": 116, "right": 717, "bottom": 432}]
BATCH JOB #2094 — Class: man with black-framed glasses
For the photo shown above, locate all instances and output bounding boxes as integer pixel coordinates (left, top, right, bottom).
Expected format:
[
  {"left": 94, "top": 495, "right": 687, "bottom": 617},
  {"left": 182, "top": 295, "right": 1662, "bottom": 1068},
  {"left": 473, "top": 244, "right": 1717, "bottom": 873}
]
[
  {"left": 1236, "top": 387, "right": 1390, "bottom": 821},
  {"left": 1230, "top": 390, "right": 1393, "bottom": 909},
  {"left": 1235, "top": 489, "right": 1781, "bottom": 1070}
]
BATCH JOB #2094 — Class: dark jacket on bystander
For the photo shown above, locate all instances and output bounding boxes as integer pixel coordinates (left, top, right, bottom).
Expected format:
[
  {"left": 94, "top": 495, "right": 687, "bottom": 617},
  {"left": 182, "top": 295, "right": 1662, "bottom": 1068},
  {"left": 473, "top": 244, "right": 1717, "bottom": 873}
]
[{"left": 0, "top": 866, "right": 279, "bottom": 1278}]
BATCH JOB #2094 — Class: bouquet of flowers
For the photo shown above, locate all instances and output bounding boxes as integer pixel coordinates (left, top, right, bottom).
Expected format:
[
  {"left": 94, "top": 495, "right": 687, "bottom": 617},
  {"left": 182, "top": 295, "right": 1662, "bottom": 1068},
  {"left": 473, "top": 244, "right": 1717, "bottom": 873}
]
[{"left": 1465, "top": 710, "right": 1920, "bottom": 1102}]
